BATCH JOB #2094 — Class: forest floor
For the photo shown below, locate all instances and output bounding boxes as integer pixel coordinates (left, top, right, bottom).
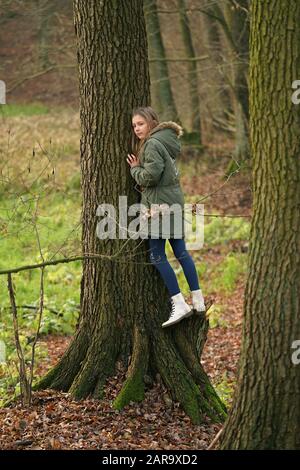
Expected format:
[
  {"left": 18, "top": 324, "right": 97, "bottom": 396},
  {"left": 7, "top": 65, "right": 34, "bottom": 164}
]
[{"left": 0, "top": 143, "right": 252, "bottom": 450}]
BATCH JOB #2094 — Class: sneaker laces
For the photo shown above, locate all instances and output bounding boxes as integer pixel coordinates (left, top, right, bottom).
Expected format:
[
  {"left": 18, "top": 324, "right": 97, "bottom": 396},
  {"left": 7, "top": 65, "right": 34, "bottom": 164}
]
[{"left": 170, "top": 299, "right": 176, "bottom": 317}]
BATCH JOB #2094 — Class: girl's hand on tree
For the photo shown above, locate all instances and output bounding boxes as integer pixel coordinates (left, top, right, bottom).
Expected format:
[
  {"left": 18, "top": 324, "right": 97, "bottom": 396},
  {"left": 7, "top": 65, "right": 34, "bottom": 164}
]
[{"left": 127, "top": 154, "right": 140, "bottom": 168}]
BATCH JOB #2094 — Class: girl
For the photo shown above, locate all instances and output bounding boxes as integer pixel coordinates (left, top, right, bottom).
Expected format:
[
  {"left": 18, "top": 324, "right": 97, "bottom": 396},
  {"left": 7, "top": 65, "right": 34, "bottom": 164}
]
[{"left": 126, "top": 106, "right": 205, "bottom": 328}]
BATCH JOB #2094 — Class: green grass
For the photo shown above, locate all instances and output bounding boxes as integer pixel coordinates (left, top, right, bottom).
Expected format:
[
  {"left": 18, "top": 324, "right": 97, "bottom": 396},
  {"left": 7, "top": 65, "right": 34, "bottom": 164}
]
[
  {"left": 0, "top": 103, "right": 49, "bottom": 117},
  {"left": 207, "top": 253, "right": 248, "bottom": 295},
  {"left": 0, "top": 185, "right": 81, "bottom": 404},
  {"left": 204, "top": 214, "right": 250, "bottom": 246},
  {"left": 207, "top": 304, "right": 229, "bottom": 329},
  {"left": 0, "top": 332, "right": 48, "bottom": 407},
  {"left": 213, "top": 372, "right": 235, "bottom": 408},
  {"left": 0, "top": 189, "right": 82, "bottom": 337}
]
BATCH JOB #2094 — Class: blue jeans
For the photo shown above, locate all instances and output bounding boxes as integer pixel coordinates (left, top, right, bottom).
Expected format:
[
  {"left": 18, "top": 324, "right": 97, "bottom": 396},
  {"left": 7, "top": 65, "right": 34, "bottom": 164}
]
[{"left": 148, "top": 238, "right": 200, "bottom": 296}]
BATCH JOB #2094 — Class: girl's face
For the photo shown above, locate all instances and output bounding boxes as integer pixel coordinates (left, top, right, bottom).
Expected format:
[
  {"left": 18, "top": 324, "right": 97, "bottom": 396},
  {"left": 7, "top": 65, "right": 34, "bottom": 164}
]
[{"left": 132, "top": 114, "right": 150, "bottom": 140}]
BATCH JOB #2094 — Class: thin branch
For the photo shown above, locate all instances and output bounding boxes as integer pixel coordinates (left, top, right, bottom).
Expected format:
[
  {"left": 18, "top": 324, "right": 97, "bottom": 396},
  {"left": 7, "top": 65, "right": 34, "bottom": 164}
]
[
  {"left": 149, "top": 55, "right": 209, "bottom": 62},
  {"left": 1, "top": 304, "right": 74, "bottom": 317},
  {"left": 191, "top": 159, "right": 244, "bottom": 206},
  {"left": 29, "top": 266, "right": 44, "bottom": 392},
  {"left": 7, "top": 272, "right": 31, "bottom": 405},
  {"left": 6, "top": 65, "right": 76, "bottom": 94},
  {"left": 207, "top": 426, "right": 224, "bottom": 450}
]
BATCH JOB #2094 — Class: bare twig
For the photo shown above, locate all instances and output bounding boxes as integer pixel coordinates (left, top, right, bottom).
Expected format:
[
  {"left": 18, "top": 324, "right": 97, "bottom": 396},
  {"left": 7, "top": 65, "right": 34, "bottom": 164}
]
[
  {"left": 149, "top": 56, "right": 209, "bottom": 62},
  {"left": 29, "top": 266, "right": 44, "bottom": 392},
  {"left": 6, "top": 65, "right": 76, "bottom": 94},
  {"left": 207, "top": 426, "right": 224, "bottom": 450},
  {"left": 7, "top": 273, "right": 31, "bottom": 405}
]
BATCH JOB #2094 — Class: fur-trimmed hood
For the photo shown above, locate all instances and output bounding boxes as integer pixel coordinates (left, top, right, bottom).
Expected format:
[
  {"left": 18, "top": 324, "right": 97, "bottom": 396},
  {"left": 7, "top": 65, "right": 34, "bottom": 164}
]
[
  {"left": 147, "top": 121, "right": 183, "bottom": 160},
  {"left": 149, "top": 121, "right": 184, "bottom": 138}
]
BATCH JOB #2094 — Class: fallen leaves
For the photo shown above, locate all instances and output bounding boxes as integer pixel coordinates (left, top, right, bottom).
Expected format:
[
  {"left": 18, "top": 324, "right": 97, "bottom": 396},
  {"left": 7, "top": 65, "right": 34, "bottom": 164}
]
[
  {"left": 0, "top": 279, "right": 244, "bottom": 452},
  {"left": 0, "top": 270, "right": 244, "bottom": 451}
]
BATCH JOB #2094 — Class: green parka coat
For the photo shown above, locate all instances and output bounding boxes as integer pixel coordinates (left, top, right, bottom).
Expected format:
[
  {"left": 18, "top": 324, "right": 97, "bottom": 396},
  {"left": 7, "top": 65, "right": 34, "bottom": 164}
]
[{"left": 130, "top": 121, "right": 187, "bottom": 239}]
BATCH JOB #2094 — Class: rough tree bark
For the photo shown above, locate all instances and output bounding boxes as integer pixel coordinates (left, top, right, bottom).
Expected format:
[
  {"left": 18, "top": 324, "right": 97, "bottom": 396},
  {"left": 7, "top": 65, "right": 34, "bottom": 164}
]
[
  {"left": 219, "top": 0, "right": 300, "bottom": 449},
  {"left": 35, "top": 0, "right": 226, "bottom": 425}
]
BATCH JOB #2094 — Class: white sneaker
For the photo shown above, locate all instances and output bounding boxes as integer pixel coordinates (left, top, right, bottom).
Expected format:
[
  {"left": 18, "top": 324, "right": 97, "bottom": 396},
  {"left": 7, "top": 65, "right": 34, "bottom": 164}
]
[
  {"left": 191, "top": 289, "right": 206, "bottom": 313},
  {"left": 162, "top": 293, "right": 192, "bottom": 328}
]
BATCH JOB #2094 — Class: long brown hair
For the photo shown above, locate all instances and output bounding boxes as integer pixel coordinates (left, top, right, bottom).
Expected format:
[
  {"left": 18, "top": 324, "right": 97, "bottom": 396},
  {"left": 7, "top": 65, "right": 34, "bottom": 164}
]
[{"left": 131, "top": 106, "right": 159, "bottom": 156}]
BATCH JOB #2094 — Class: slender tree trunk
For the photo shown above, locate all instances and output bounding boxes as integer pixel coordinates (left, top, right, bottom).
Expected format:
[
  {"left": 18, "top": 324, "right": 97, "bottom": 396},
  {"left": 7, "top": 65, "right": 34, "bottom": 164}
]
[
  {"left": 177, "top": 0, "right": 201, "bottom": 143},
  {"left": 144, "top": 0, "right": 179, "bottom": 122},
  {"left": 203, "top": 0, "right": 249, "bottom": 169},
  {"left": 36, "top": 0, "right": 55, "bottom": 69},
  {"left": 201, "top": 6, "right": 233, "bottom": 134},
  {"left": 35, "top": 0, "right": 225, "bottom": 425},
  {"left": 222, "top": 0, "right": 249, "bottom": 172},
  {"left": 219, "top": 0, "right": 300, "bottom": 449}
]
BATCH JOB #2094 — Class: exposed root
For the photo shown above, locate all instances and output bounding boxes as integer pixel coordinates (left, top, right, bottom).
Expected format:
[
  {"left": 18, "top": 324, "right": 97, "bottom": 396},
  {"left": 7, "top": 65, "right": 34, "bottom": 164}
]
[{"left": 113, "top": 324, "right": 149, "bottom": 409}]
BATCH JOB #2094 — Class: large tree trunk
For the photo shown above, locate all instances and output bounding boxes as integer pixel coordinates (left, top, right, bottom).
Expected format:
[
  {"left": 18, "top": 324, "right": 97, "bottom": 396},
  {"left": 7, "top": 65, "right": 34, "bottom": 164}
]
[
  {"left": 219, "top": 0, "right": 300, "bottom": 449},
  {"left": 35, "top": 0, "right": 225, "bottom": 425}
]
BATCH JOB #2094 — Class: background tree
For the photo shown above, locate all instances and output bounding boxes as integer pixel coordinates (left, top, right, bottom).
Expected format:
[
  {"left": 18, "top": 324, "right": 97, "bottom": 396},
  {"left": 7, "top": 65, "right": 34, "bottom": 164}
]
[
  {"left": 219, "top": 0, "right": 300, "bottom": 449},
  {"left": 177, "top": 0, "right": 202, "bottom": 145},
  {"left": 35, "top": 0, "right": 226, "bottom": 425},
  {"left": 144, "top": 0, "right": 179, "bottom": 122},
  {"left": 201, "top": 0, "right": 249, "bottom": 172},
  {"left": 200, "top": 1, "right": 233, "bottom": 135},
  {"left": 35, "top": 0, "right": 55, "bottom": 70},
  {"left": 1, "top": 0, "right": 252, "bottom": 153},
  {"left": 222, "top": 0, "right": 249, "bottom": 172}
]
